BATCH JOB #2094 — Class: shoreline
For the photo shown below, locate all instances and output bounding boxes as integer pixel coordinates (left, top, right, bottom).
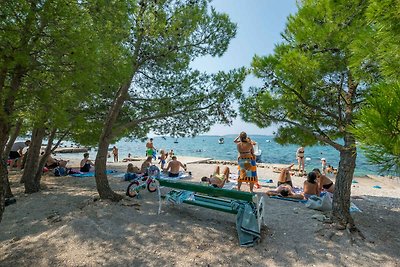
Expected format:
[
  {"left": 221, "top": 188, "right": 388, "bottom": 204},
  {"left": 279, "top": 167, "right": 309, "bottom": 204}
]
[{"left": 56, "top": 154, "right": 394, "bottom": 180}]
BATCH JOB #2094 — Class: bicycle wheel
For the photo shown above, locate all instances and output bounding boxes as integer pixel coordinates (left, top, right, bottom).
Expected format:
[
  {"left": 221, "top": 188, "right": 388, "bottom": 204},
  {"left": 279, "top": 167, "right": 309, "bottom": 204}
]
[
  {"left": 126, "top": 180, "right": 140, "bottom": 198},
  {"left": 147, "top": 179, "right": 158, "bottom": 192}
]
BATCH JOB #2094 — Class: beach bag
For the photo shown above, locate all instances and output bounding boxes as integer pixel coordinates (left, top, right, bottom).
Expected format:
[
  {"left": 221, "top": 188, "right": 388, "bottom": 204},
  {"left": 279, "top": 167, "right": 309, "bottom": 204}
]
[
  {"left": 54, "top": 167, "right": 67, "bottom": 177},
  {"left": 305, "top": 194, "right": 332, "bottom": 211}
]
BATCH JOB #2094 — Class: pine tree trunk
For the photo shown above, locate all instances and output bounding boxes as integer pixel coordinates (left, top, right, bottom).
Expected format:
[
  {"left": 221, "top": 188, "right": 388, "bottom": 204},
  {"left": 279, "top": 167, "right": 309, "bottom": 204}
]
[
  {"left": 23, "top": 127, "right": 46, "bottom": 193},
  {"left": 0, "top": 64, "right": 26, "bottom": 221},
  {"left": 332, "top": 140, "right": 357, "bottom": 227},
  {"left": 94, "top": 84, "right": 130, "bottom": 201},
  {"left": 0, "top": 157, "right": 6, "bottom": 223},
  {"left": 0, "top": 124, "right": 11, "bottom": 223},
  {"left": 35, "top": 129, "right": 57, "bottom": 183},
  {"left": 3, "top": 120, "right": 22, "bottom": 198}
]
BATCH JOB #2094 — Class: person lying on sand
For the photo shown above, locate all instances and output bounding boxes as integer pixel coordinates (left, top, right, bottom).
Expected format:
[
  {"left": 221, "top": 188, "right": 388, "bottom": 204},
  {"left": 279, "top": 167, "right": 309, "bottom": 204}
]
[
  {"left": 201, "top": 165, "right": 230, "bottom": 188},
  {"left": 266, "top": 184, "right": 304, "bottom": 199},
  {"left": 277, "top": 163, "right": 295, "bottom": 187},
  {"left": 122, "top": 153, "right": 136, "bottom": 162}
]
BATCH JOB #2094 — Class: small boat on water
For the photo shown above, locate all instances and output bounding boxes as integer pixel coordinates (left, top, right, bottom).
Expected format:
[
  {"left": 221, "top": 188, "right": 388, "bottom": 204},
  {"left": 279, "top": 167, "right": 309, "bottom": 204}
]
[
  {"left": 254, "top": 142, "right": 262, "bottom": 162},
  {"left": 218, "top": 137, "right": 224, "bottom": 144},
  {"left": 174, "top": 138, "right": 179, "bottom": 144}
]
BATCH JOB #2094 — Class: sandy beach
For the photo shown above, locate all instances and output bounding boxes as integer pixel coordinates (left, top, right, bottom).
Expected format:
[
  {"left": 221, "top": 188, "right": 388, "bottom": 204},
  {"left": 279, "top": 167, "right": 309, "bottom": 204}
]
[{"left": 1, "top": 156, "right": 399, "bottom": 266}]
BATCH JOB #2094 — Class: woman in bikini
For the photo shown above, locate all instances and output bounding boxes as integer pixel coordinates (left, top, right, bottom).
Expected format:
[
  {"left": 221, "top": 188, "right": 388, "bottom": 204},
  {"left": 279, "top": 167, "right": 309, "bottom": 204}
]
[
  {"left": 234, "top": 132, "right": 258, "bottom": 193},
  {"left": 201, "top": 165, "right": 230, "bottom": 188},
  {"left": 277, "top": 163, "right": 295, "bottom": 187},
  {"left": 313, "top": 168, "right": 335, "bottom": 193},
  {"left": 296, "top": 146, "right": 305, "bottom": 174},
  {"left": 303, "top": 171, "right": 319, "bottom": 199}
]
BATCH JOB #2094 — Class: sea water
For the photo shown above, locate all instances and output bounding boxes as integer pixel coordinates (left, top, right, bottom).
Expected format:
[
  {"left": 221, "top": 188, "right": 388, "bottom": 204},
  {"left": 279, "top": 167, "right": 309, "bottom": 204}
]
[{"left": 51, "top": 135, "right": 379, "bottom": 176}]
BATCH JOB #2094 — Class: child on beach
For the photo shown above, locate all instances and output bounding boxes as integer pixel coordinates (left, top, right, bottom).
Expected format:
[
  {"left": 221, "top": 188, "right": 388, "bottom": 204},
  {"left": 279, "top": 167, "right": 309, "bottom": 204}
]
[{"left": 158, "top": 149, "right": 167, "bottom": 169}]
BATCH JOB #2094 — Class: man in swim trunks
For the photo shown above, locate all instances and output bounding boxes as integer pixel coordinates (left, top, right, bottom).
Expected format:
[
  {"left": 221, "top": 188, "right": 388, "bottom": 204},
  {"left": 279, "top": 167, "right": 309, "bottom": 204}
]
[
  {"left": 165, "top": 156, "right": 186, "bottom": 177},
  {"left": 145, "top": 138, "right": 156, "bottom": 159},
  {"left": 313, "top": 168, "right": 335, "bottom": 193},
  {"left": 201, "top": 165, "right": 230, "bottom": 188}
]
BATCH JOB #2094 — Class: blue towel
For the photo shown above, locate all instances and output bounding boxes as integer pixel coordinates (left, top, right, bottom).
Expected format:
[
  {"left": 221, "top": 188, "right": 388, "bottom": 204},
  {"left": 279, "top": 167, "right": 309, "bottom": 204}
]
[
  {"left": 231, "top": 201, "right": 260, "bottom": 247},
  {"left": 71, "top": 170, "right": 117, "bottom": 177}
]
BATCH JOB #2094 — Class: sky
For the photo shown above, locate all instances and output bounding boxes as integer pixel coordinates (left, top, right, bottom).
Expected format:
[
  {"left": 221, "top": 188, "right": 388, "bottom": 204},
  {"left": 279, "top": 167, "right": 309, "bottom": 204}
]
[{"left": 192, "top": 0, "right": 298, "bottom": 136}]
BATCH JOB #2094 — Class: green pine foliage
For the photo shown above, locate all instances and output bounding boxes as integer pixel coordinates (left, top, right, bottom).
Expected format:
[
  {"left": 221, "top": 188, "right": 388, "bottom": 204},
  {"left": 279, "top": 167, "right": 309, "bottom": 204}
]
[
  {"left": 241, "top": 0, "right": 369, "bottom": 149},
  {"left": 351, "top": 0, "right": 400, "bottom": 174}
]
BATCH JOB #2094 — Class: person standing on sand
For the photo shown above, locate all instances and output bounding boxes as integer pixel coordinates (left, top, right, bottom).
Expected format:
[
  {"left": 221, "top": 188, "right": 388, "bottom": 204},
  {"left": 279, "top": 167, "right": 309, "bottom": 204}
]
[
  {"left": 296, "top": 146, "right": 305, "bottom": 174},
  {"left": 146, "top": 138, "right": 156, "bottom": 159},
  {"left": 159, "top": 149, "right": 167, "bottom": 169},
  {"left": 164, "top": 156, "right": 186, "bottom": 177},
  {"left": 234, "top": 131, "right": 258, "bottom": 193},
  {"left": 112, "top": 146, "right": 119, "bottom": 162}
]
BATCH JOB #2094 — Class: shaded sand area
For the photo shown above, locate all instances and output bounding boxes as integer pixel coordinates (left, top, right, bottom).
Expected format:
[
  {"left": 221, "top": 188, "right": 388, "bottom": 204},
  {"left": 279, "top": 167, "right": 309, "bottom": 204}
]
[{"left": 1, "top": 156, "right": 400, "bottom": 266}]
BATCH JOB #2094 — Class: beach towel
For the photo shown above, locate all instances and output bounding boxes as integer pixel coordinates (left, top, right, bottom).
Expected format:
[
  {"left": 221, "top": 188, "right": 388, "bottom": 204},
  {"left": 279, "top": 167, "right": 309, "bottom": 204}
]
[
  {"left": 231, "top": 201, "right": 260, "bottom": 247},
  {"left": 70, "top": 170, "right": 118, "bottom": 177},
  {"left": 160, "top": 171, "right": 190, "bottom": 180},
  {"left": 222, "top": 181, "right": 237, "bottom": 190},
  {"left": 238, "top": 157, "right": 258, "bottom": 183}
]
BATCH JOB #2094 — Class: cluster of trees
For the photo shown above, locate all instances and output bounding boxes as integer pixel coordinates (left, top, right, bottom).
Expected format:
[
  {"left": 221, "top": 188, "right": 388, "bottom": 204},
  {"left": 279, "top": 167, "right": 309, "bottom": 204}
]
[
  {"left": 0, "top": 0, "right": 246, "bottom": 222},
  {"left": 1, "top": 0, "right": 398, "bottom": 231},
  {"left": 240, "top": 0, "right": 400, "bottom": 228}
]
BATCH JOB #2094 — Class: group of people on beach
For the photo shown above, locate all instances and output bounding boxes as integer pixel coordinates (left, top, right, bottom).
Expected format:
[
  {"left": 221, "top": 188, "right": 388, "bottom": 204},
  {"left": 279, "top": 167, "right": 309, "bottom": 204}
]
[
  {"left": 113, "top": 133, "right": 338, "bottom": 201},
  {"left": 267, "top": 165, "right": 335, "bottom": 199},
  {"left": 123, "top": 138, "right": 186, "bottom": 181}
]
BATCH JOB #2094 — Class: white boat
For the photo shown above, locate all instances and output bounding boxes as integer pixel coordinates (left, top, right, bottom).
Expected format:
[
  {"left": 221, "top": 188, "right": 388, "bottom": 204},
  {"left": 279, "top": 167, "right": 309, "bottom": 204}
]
[
  {"left": 254, "top": 143, "right": 262, "bottom": 162},
  {"left": 218, "top": 137, "right": 224, "bottom": 144}
]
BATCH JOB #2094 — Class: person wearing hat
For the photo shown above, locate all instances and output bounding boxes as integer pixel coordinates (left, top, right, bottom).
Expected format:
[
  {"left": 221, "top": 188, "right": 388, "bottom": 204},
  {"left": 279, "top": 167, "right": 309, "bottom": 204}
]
[{"left": 234, "top": 131, "right": 258, "bottom": 193}]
